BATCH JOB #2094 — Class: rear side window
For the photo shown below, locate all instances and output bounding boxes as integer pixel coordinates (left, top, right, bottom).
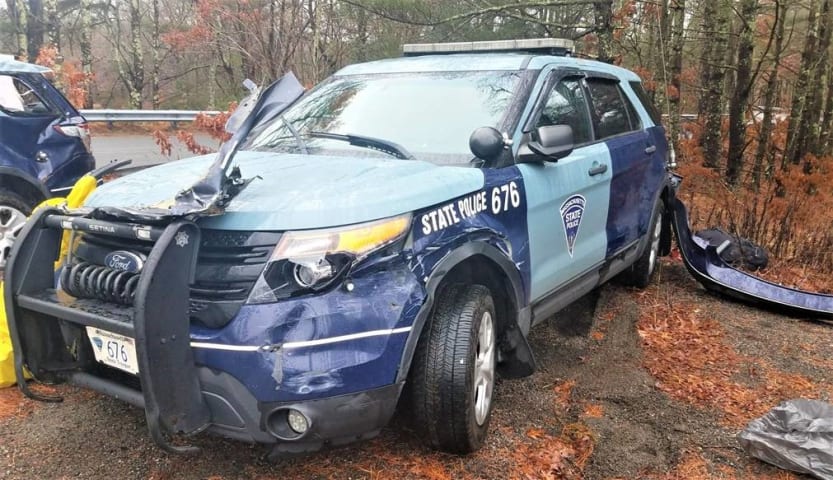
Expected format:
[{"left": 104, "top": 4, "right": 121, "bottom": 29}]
[
  {"left": 0, "top": 75, "right": 56, "bottom": 116},
  {"left": 629, "top": 81, "right": 663, "bottom": 126},
  {"left": 585, "top": 78, "right": 638, "bottom": 139},
  {"left": 535, "top": 77, "right": 593, "bottom": 145}
]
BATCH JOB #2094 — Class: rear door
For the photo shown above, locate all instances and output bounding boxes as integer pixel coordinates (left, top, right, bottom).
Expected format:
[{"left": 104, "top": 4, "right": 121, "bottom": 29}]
[
  {"left": 518, "top": 73, "right": 612, "bottom": 301},
  {"left": 0, "top": 73, "right": 64, "bottom": 181},
  {"left": 0, "top": 72, "right": 92, "bottom": 190},
  {"left": 583, "top": 76, "right": 663, "bottom": 257}
]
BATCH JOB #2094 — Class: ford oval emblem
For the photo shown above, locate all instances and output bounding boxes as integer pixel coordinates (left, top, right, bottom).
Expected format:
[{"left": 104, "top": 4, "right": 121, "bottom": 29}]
[{"left": 104, "top": 250, "right": 145, "bottom": 273}]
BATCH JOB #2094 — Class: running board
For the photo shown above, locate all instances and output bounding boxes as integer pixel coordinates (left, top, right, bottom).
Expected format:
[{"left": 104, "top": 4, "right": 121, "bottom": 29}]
[{"left": 669, "top": 195, "right": 833, "bottom": 319}]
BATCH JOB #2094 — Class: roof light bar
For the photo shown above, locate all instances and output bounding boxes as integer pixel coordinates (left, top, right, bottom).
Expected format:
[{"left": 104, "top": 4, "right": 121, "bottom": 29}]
[{"left": 403, "top": 38, "right": 574, "bottom": 57}]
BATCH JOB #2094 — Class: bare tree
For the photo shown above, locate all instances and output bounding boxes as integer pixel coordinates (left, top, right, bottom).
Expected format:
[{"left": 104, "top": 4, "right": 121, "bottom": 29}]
[
  {"left": 784, "top": 0, "right": 819, "bottom": 168},
  {"left": 752, "top": 0, "right": 787, "bottom": 188},
  {"left": 700, "top": 0, "right": 730, "bottom": 169},
  {"left": 6, "top": 0, "right": 29, "bottom": 60},
  {"left": 79, "top": 0, "right": 94, "bottom": 108},
  {"left": 726, "top": 0, "right": 759, "bottom": 186}
]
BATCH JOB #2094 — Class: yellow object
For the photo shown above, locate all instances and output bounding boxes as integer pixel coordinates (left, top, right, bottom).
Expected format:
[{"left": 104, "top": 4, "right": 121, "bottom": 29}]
[
  {"left": 0, "top": 283, "right": 14, "bottom": 388},
  {"left": 0, "top": 173, "right": 98, "bottom": 388}
]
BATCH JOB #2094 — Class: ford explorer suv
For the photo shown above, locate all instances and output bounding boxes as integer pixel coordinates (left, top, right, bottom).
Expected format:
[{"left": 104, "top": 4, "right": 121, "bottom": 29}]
[
  {"left": 6, "top": 38, "right": 672, "bottom": 458},
  {"left": 0, "top": 56, "right": 95, "bottom": 267}
]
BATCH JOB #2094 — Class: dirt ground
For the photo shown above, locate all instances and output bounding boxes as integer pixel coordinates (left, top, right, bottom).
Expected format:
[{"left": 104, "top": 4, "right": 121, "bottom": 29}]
[{"left": 2, "top": 258, "right": 831, "bottom": 479}]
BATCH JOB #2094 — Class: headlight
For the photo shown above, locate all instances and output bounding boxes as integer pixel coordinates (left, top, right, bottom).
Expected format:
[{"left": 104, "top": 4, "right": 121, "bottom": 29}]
[{"left": 247, "top": 214, "right": 411, "bottom": 304}]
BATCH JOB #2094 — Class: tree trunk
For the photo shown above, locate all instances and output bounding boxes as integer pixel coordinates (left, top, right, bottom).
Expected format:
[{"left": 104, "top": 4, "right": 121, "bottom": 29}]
[
  {"left": 784, "top": 0, "right": 819, "bottom": 168},
  {"left": 150, "top": 0, "right": 161, "bottom": 109},
  {"left": 594, "top": 0, "right": 614, "bottom": 63},
  {"left": 127, "top": 0, "right": 144, "bottom": 109},
  {"left": 807, "top": 0, "right": 833, "bottom": 161},
  {"left": 26, "top": 0, "right": 43, "bottom": 60},
  {"left": 10, "top": 0, "right": 29, "bottom": 61},
  {"left": 356, "top": 6, "right": 368, "bottom": 62},
  {"left": 702, "top": 0, "right": 730, "bottom": 169},
  {"left": 753, "top": 0, "right": 787, "bottom": 188},
  {"left": 79, "top": 0, "right": 93, "bottom": 108},
  {"left": 654, "top": 0, "right": 670, "bottom": 113},
  {"left": 726, "top": 0, "right": 759, "bottom": 186},
  {"left": 43, "top": 0, "right": 59, "bottom": 49},
  {"left": 698, "top": 0, "right": 717, "bottom": 119},
  {"left": 208, "top": 61, "right": 216, "bottom": 110},
  {"left": 822, "top": 64, "right": 833, "bottom": 152},
  {"left": 668, "top": 0, "right": 685, "bottom": 157}
]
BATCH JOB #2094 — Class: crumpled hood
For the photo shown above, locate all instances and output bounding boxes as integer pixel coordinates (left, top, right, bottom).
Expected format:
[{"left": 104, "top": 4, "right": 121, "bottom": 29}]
[{"left": 84, "top": 151, "right": 484, "bottom": 230}]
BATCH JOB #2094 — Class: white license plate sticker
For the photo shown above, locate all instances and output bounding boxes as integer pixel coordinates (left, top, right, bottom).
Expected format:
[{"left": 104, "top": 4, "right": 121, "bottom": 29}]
[{"left": 86, "top": 327, "right": 139, "bottom": 375}]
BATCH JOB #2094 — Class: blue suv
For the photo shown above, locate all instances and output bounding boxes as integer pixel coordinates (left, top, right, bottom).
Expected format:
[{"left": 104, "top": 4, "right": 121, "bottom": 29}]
[
  {"left": 6, "top": 39, "right": 672, "bottom": 457},
  {"left": 0, "top": 56, "right": 95, "bottom": 266}
]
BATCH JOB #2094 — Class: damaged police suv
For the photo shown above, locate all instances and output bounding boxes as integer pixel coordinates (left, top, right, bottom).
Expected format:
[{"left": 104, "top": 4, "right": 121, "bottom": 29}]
[{"left": 6, "top": 39, "right": 672, "bottom": 457}]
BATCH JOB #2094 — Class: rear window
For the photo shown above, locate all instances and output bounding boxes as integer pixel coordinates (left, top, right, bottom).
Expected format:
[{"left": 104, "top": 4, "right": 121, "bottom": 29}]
[
  {"left": 0, "top": 75, "right": 57, "bottom": 116},
  {"left": 629, "top": 81, "right": 663, "bottom": 126}
]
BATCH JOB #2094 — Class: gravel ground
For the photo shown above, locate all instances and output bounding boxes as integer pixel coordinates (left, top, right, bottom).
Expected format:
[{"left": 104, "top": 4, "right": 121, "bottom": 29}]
[{"left": 1, "top": 259, "right": 829, "bottom": 479}]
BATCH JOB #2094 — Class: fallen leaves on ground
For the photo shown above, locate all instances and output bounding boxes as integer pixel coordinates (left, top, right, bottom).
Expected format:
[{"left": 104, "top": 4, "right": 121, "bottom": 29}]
[
  {"left": 0, "top": 387, "right": 37, "bottom": 421},
  {"left": 641, "top": 452, "right": 800, "bottom": 480},
  {"left": 635, "top": 267, "right": 829, "bottom": 427},
  {"left": 580, "top": 403, "right": 604, "bottom": 419}
]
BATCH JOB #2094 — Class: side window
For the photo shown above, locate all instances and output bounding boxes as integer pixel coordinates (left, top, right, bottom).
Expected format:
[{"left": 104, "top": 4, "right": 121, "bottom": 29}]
[
  {"left": 0, "top": 75, "right": 54, "bottom": 115},
  {"left": 535, "top": 77, "right": 593, "bottom": 145},
  {"left": 629, "top": 81, "right": 663, "bottom": 126},
  {"left": 585, "top": 78, "right": 637, "bottom": 139}
]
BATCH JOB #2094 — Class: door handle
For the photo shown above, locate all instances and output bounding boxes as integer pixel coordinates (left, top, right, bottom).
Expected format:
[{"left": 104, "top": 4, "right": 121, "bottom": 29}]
[
  {"left": 645, "top": 145, "right": 657, "bottom": 154},
  {"left": 588, "top": 163, "right": 608, "bottom": 176}
]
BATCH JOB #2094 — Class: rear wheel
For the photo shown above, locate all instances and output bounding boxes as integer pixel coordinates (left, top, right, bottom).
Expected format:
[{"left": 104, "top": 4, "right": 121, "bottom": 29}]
[
  {"left": 0, "top": 191, "right": 32, "bottom": 270},
  {"left": 408, "top": 283, "right": 497, "bottom": 453},
  {"left": 619, "top": 202, "right": 664, "bottom": 288}
]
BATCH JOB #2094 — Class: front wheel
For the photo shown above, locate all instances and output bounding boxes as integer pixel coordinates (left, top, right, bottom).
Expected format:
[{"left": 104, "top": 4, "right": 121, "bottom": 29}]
[
  {"left": 408, "top": 283, "right": 497, "bottom": 453},
  {"left": 0, "top": 191, "right": 33, "bottom": 270}
]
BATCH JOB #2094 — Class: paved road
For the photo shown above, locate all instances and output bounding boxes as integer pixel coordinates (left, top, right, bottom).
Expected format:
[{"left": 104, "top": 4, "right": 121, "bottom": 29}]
[{"left": 91, "top": 132, "right": 218, "bottom": 169}]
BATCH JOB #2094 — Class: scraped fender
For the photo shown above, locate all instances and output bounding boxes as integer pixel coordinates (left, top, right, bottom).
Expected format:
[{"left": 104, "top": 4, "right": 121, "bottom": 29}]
[
  {"left": 669, "top": 195, "right": 833, "bottom": 318},
  {"left": 397, "top": 241, "right": 536, "bottom": 383}
]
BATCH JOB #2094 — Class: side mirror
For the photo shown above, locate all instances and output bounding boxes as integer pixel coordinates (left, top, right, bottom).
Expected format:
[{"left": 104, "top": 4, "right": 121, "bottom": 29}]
[
  {"left": 522, "top": 125, "right": 574, "bottom": 162},
  {"left": 469, "top": 126, "right": 507, "bottom": 161}
]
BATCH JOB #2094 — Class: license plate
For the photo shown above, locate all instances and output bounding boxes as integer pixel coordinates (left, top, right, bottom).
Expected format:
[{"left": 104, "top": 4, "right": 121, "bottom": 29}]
[{"left": 86, "top": 327, "right": 139, "bottom": 375}]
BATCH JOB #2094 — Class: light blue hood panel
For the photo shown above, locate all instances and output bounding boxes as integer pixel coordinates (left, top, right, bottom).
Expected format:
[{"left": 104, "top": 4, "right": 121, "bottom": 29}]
[{"left": 84, "top": 151, "right": 485, "bottom": 231}]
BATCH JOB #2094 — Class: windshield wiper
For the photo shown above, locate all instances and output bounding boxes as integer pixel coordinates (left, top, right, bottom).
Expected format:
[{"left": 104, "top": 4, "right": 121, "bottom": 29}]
[
  {"left": 309, "top": 131, "right": 415, "bottom": 160},
  {"left": 280, "top": 115, "right": 309, "bottom": 154}
]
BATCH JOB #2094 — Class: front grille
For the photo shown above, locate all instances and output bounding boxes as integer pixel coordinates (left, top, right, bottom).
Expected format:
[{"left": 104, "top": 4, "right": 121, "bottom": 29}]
[{"left": 65, "top": 229, "right": 281, "bottom": 328}]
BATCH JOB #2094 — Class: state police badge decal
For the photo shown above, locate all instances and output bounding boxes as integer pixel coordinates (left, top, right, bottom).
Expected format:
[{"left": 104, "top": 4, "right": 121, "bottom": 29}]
[{"left": 560, "top": 194, "right": 586, "bottom": 257}]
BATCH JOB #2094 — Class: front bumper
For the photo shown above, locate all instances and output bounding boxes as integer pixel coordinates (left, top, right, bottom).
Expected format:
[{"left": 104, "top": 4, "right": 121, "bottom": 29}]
[
  {"left": 5, "top": 208, "right": 421, "bottom": 453},
  {"left": 197, "top": 367, "right": 403, "bottom": 455}
]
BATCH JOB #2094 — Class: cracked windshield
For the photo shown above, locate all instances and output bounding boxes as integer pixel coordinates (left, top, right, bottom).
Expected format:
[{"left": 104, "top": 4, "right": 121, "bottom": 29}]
[{"left": 246, "top": 70, "right": 526, "bottom": 164}]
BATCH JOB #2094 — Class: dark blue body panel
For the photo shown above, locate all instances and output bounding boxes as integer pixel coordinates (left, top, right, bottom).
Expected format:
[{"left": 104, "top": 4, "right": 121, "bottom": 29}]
[
  {"left": 604, "top": 126, "right": 667, "bottom": 255},
  {"left": 190, "top": 258, "right": 424, "bottom": 402},
  {"left": 0, "top": 72, "right": 94, "bottom": 192},
  {"left": 410, "top": 166, "right": 531, "bottom": 304},
  {"left": 188, "top": 167, "right": 530, "bottom": 404}
]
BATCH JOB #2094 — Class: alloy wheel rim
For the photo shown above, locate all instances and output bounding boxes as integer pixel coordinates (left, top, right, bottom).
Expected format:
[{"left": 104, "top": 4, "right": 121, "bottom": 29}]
[
  {"left": 473, "top": 310, "right": 495, "bottom": 426},
  {"left": 648, "top": 211, "right": 663, "bottom": 275},
  {"left": 0, "top": 205, "right": 27, "bottom": 270}
]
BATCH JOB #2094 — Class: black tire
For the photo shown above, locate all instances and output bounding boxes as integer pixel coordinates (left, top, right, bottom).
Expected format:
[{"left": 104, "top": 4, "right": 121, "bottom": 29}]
[
  {"left": 0, "top": 190, "right": 34, "bottom": 270},
  {"left": 407, "top": 283, "right": 497, "bottom": 453},
  {"left": 619, "top": 201, "right": 665, "bottom": 288}
]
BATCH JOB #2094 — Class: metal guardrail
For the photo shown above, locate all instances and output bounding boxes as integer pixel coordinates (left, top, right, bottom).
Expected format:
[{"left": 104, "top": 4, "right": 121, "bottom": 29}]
[{"left": 80, "top": 109, "right": 221, "bottom": 123}]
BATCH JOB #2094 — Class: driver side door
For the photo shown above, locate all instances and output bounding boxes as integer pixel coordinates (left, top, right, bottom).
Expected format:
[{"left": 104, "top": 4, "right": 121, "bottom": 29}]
[{"left": 518, "top": 74, "right": 612, "bottom": 302}]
